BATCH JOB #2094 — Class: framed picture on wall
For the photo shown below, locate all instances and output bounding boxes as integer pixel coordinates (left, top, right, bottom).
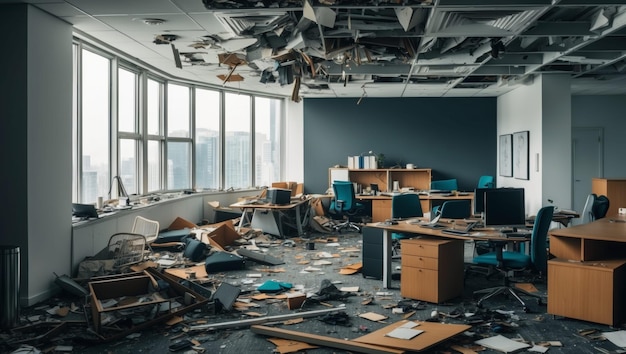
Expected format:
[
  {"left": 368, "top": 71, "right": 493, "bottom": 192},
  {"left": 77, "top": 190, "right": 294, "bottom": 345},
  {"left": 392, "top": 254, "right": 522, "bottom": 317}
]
[
  {"left": 499, "top": 134, "right": 512, "bottom": 177},
  {"left": 513, "top": 130, "right": 529, "bottom": 180}
]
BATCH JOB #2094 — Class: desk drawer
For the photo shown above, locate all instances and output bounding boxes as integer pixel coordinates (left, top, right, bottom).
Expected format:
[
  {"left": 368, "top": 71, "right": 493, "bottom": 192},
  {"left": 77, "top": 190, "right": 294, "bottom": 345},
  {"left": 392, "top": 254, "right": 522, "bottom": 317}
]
[
  {"left": 402, "top": 256, "right": 438, "bottom": 270},
  {"left": 401, "top": 240, "right": 440, "bottom": 258},
  {"left": 401, "top": 266, "right": 439, "bottom": 302}
]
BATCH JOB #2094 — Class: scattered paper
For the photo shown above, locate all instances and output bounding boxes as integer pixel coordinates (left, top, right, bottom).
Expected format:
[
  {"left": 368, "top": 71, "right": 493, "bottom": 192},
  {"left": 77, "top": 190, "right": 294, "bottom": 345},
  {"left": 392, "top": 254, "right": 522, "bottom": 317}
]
[
  {"left": 603, "top": 330, "right": 626, "bottom": 348},
  {"left": 359, "top": 312, "right": 388, "bottom": 322},
  {"left": 528, "top": 345, "right": 549, "bottom": 353},
  {"left": 340, "top": 286, "right": 359, "bottom": 292},
  {"left": 475, "top": 335, "right": 531, "bottom": 353},
  {"left": 385, "top": 327, "right": 424, "bottom": 340}
]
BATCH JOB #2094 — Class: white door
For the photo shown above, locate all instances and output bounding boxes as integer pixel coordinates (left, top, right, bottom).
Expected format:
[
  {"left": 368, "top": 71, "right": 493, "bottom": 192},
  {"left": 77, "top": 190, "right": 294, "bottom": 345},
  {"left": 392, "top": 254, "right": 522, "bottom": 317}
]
[{"left": 572, "top": 128, "right": 603, "bottom": 213}]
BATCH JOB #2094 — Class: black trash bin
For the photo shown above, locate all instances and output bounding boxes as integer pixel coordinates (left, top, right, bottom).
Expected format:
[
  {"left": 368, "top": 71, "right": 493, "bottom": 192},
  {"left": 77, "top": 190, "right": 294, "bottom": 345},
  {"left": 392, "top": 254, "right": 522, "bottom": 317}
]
[{"left": 0, "top": 245, "right": 20, "bottom": 329}]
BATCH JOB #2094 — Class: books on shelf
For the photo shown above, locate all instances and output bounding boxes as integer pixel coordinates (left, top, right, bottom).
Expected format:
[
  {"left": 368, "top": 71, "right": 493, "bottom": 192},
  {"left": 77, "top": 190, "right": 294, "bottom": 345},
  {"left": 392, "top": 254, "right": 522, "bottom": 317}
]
[{"left": 348, "top": 155, "right": 377, "bottom": 169}]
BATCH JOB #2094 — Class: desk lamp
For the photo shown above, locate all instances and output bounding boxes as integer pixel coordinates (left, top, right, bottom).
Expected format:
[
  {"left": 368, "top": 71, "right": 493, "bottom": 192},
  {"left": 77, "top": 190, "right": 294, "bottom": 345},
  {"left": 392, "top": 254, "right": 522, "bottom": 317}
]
[{"left": 108, "top": 175, "right": 129, "bottom": 206}]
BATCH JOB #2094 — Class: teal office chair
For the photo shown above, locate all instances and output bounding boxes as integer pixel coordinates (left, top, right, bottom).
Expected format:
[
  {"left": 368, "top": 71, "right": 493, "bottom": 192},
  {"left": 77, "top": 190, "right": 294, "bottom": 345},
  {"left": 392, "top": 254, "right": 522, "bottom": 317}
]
[
  {"left": 430, "top": 179, "right": 458, "bottom": 191},
  {"left": 329, "top": 181, "right": 364, "bottom": 233},
  {"left": 431, "top": 200, "right": 471, "bottom": 221},
  {"left": 477, "top": 175, "right": 494, "bottom": 188},
  {"left": 472, "top": 206, "right": 554, "bottom": 312},
  {"left": 391, "top": 193, "right": 423, "bottom": 257}
]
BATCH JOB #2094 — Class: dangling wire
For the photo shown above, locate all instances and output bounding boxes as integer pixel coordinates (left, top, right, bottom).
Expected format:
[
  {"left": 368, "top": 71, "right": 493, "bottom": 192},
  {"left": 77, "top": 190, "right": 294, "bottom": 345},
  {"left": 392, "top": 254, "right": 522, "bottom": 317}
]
[{"left": 357, "top": 84, "right": 367, "bottom": 105}]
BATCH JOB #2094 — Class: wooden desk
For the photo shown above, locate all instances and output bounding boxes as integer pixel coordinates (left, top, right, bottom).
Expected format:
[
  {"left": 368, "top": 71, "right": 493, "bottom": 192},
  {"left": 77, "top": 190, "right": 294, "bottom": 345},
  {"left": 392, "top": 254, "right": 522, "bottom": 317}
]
[
  {"left": 357, "top": 193, "right": 474, "bottom": 222},
  {"left": 230, "top": 198, "right": 311, "bottom": 238},
  {"left": 367, "top": 220, "right": 510, "bottom": 290},
  {"left": 353, "top": 320, "right": 471, "bottom": 352},
  {"left": 548, "top": 217, "right": 626, "bottom": 326}
]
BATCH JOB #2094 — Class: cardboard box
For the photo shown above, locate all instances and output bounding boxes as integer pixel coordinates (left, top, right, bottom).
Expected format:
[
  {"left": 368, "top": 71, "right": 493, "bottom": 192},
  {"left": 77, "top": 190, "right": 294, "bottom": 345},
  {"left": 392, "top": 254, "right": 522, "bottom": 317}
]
[
  {"left": 88, "top": 268, "right": 208, "bottom": 338},
  {"left": 198, "top": 221, "right": 241, "bottom": 251}
]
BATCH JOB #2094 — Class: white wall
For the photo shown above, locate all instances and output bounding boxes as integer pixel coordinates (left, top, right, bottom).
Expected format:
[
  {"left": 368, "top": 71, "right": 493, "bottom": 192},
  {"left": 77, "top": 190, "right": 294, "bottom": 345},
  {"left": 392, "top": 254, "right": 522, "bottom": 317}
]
[
  {"left": 284, "top": 100, "right": 304, "bottom": 183},
  {"left": 0, "top": 6, "right": 76, "bottom": 306},
  {"left": 497, "top": 77, "right": 544, "bottom": 215},
  {"left": 497, "top": 75, "right": 572, "bottom": 216}
]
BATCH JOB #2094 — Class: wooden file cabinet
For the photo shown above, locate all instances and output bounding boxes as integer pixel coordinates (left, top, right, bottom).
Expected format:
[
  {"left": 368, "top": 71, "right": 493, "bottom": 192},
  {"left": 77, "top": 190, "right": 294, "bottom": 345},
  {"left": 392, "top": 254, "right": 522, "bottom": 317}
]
[
  {"left": 400, "top": 238, "right": 464, "bottom": 303},
  {"left": 548, "top": 219, "right": 626, "bottom": 326},
  {"left": 548, "top": 258, "right": 626, "bottom": 326}
]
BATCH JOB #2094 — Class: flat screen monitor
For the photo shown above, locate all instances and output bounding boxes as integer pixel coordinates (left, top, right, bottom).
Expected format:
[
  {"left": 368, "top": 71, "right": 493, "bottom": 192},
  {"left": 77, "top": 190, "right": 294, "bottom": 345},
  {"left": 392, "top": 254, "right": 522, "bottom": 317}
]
[
  {"left": 473, "top": 187, "right": 498, "bottom": 215},
  {"left": 484, "top": 188, "right": 526, "bottom": 230}
]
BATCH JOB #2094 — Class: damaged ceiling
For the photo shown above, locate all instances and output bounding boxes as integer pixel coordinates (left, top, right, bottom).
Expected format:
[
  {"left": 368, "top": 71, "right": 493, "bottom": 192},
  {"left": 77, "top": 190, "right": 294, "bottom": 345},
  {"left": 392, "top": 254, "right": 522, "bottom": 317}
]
[{"left": 24, "top": 0, "right": 626, "bottom": 98}]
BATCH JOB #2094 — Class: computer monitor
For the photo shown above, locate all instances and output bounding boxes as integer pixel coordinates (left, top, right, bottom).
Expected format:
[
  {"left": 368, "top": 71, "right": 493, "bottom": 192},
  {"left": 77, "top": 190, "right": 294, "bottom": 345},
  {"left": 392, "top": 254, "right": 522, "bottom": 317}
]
[
  {"left": 473, "top": 187, "right": 497, "bottom": 215},
  {"left": 484, "top": 188, "right": 526, "bottom": 231}
]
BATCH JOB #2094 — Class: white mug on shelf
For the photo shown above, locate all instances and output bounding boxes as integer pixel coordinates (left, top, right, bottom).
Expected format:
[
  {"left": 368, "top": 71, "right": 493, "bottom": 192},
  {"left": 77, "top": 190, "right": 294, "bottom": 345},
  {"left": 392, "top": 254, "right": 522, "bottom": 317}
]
[{"left": 406, "top": 163, "right": 415, "bottom": 169}]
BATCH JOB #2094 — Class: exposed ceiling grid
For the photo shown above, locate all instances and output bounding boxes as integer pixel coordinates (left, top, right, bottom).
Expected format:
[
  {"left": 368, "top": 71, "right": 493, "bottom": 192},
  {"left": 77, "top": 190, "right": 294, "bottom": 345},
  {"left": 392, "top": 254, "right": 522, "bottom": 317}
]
[{"left": 13, "top": 0, "right": 626, "bottom": 98}]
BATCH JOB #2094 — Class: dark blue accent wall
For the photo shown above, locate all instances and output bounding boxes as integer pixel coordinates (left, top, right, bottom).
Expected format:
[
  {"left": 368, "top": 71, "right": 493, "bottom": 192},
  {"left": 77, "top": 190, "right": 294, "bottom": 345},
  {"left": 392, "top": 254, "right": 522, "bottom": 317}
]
[{"left": 303, "top": 97, "right": 498, "bottom": 194}]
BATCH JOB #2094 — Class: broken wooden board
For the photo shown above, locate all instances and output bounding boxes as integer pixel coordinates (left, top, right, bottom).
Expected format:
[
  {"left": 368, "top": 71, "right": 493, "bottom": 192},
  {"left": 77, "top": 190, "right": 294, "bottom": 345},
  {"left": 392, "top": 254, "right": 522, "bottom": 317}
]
[
  {"left": 353, "top": 319, "right": 471, "bottom": 352},
  {"left": 251, "top": 325, "right": 405, "bottom": 354}
]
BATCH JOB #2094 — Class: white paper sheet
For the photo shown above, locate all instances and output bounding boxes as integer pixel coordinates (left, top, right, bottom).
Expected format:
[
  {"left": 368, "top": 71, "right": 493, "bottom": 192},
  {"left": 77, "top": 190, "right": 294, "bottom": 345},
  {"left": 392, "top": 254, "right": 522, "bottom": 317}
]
[
  {"left": 603, "top": 330, "right": 626, "bottom": 348},
  {"left": 475, "top": 335, "right": 531, "bottom": 353},
  {"left": 385, "top": 327, "right": 424, "bottom": 340}
]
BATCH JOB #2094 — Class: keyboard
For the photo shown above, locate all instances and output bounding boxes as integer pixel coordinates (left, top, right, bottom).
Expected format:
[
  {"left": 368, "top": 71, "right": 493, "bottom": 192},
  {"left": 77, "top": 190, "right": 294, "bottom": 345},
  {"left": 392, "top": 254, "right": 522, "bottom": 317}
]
[
  {"left": 420, "top": 223, "right": 447, "bottom": 229},
  {"left": 441, "top": 229, "right": 470, "bottom": 236}
]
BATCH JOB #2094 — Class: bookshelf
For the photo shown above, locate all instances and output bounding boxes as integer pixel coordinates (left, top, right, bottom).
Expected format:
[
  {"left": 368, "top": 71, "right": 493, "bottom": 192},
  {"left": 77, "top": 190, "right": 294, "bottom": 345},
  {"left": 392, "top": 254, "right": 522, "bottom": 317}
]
[{"left": 328, "top": 168, "right": 432, "bottom": 192}]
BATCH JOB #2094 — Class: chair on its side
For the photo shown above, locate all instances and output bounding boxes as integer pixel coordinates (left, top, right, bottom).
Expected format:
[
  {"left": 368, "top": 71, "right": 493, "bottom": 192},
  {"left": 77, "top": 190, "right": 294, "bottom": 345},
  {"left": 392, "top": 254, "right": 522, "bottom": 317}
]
[
  {"left": 430, "top": 179, "right": 458, "bottom": 191},
  {"left": 472, "top": 206, "right": 554, "bottom": 312},
  {"left": 477, "top": 175, "right": 494, "bottom": 188},
  {"left": 329, "top": 180, "right": 364, "bottom": 233},
  {"left": 391, "top": 193, "right": 423, "bottom": 257}
]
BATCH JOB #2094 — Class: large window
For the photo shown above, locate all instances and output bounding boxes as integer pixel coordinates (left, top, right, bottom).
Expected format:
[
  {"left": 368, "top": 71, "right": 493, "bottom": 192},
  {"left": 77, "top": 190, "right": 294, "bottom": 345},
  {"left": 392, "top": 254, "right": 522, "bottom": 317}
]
[
  {"left": 79, "top": 48, "right": 111, "bottom": 203},
  {"left": 146, "top": 78, "right": 164, "bottom": 192},
  {"left": 166, "top": 83, "right": 192, "bottom": 190},
  {"left": 195, "top": 88, "right": 220, "bottom": 190},
  {"left": 118, "top": 67, "right": 139, "bottom": 195},
  {"left": 72, "top": 40, "right": 283, "bottom": 203},
  {"left": 224, "top": 92, "right": 251, "bottom": 189},
  {"left": 255, "top": 96, "right": 281, "bottom": 187}
]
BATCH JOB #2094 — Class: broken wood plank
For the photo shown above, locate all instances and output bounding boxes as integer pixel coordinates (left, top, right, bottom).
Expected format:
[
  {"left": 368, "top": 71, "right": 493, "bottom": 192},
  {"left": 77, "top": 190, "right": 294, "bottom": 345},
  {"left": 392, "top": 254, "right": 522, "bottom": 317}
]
[
  {"left": 188, "top": 306, "right": 346, "bottom": 332},
  {"left": 251, "top": 325, "right": 405, "bottom": 354}
]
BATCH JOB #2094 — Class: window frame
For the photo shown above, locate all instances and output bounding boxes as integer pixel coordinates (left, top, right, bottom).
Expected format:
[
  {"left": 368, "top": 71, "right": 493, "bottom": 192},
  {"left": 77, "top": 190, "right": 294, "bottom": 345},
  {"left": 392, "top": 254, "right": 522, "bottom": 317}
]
[{"left": 72, "top": 36, "right": 285, "bottom": 203}]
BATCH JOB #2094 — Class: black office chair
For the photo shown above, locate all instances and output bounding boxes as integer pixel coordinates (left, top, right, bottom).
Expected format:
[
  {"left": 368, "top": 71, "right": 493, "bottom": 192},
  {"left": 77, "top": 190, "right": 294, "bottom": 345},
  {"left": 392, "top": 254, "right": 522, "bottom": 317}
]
[
  {"left": 472, "top": 206, "right": 554, "bottom": 312},
  {"left": 390, "top": 193, "right": 423, "bottom": 257},
  {"left": 329, "top": 180, "right": 364, "bottom": 233},
  {"left": 592, "top": 194, "right": 610, "bottom": 220}
]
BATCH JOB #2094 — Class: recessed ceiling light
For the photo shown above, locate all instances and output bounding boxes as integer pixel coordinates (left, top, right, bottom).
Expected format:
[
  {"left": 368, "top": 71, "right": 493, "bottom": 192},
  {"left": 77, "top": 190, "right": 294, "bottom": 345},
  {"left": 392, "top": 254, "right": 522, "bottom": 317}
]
[{"left": 142, "top": 18, "right": 165, "bottom": 26}]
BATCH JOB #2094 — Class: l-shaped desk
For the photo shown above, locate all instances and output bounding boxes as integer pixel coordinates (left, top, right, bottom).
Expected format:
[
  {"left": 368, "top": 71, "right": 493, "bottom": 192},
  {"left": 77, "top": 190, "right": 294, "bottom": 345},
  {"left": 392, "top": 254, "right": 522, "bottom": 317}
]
[
  {"left": 548, "top": 216, "right": 626, "bottom": 326},
  {"left": 370, "top": 216, "right": 626, "bottom": 326}
]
